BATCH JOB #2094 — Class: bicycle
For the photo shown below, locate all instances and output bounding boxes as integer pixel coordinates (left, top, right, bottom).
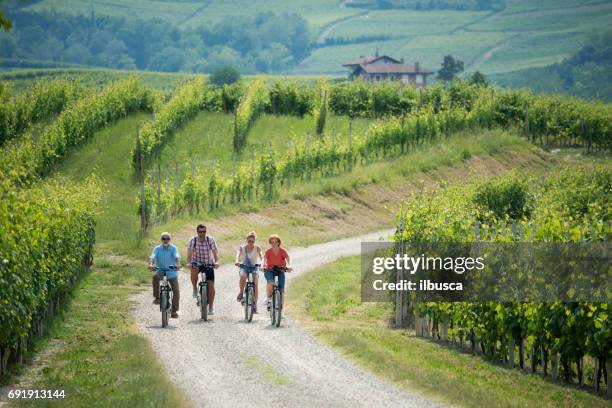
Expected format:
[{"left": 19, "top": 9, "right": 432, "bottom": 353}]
[
  {"left": 265, "top": 266, "right": 288, "bottom": 327},
  {"left": 238, "top": 263, "right": 260, "bottom": 322},
  {"left": 154, "top": 266, "right": 177, "bottom": 328},
  {"left": 192, "top": 261, "right": 214, "bottom": 321}
]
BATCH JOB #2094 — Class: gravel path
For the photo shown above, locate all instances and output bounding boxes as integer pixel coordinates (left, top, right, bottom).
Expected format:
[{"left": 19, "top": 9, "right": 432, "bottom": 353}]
[{"left": 132, "top": 229, "right": 442, "bottom": 408}]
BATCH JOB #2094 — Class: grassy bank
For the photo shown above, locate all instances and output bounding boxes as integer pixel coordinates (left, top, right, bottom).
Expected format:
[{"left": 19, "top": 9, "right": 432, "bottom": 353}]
[
  {"left": 287, "top": 256, "right": 609, "bottom": 408},
  {"left": 8, "top": 254, "right": 189, "bottom": 407},
  {"left": 147, "top": 129, "right": 542, "bottom": 260}
]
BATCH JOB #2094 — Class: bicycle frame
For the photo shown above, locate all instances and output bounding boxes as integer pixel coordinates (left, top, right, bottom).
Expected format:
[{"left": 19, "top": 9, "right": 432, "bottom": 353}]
[
  {"left": 239, "top": 263, "right": 260, "bottom": 322},
  {"left": 193, "top": 262, "right": 214, "bottom": 320},
  {"left": 266, "top": 266, "right": 286, "bottom": 327},
  {"left": 154, "top": 266, "right": 175, "bottom": 327}
]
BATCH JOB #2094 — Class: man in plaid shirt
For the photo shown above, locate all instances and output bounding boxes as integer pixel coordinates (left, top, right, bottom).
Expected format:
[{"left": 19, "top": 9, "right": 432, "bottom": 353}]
[{"left": 187, "top": 224, "right": 220, "bottom": 314}]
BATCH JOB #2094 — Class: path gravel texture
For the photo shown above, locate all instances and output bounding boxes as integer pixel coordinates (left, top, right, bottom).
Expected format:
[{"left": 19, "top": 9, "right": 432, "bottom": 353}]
[{"left": 133, "top": 229, "right": 442, "bottom": 408}]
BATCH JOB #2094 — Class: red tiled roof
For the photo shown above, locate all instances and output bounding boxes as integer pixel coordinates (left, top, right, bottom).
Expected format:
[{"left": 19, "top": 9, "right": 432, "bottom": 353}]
[{"left": 342, "top": 55, "right": 378, "bottom": 66}]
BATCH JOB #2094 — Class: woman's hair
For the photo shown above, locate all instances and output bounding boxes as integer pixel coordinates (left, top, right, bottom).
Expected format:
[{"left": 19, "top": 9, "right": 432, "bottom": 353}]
[
  {"left": 268, "top": 234, "right": 282, "bottom": 246},
  {"left": 246, "top": 231, "right": 257, "bottom": 240}
]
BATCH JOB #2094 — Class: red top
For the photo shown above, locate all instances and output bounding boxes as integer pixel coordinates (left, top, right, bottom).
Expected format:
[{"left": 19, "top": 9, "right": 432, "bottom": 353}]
[{"left": 264, "top": 247, "right": 289, "bottom": 267}]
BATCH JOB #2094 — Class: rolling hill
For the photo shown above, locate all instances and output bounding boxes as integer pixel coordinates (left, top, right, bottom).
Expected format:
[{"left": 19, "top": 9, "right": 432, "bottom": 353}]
[{"left": 1, "top": 0, "right": 610, "bottom": 89}]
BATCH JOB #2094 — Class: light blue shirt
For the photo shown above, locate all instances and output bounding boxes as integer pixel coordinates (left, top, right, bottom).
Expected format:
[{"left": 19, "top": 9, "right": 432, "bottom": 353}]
[{"left": 150, "top": 244, "right": 180, "bottom": 279}]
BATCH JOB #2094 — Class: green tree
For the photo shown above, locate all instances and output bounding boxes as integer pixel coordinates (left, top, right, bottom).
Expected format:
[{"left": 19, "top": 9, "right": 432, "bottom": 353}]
[
  {"left": 209, "top": 65, "right": 241, "bottom": 87},
  {"left": 470, "top": 70, "right": 488, "bottom": 86},
  {"left": 0, "top": 0, "right": 11, "bottom": 31},
  {"left": 437, "top": 55, "right": 464, "bottom": 82}
]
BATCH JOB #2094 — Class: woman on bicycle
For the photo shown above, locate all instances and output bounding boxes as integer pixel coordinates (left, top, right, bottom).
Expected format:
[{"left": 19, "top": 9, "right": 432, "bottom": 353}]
[
  {"left": 235, "top": 231, "right": 263, "bottom": 312},
  {"left": 262, "top": 234, "right": 292, "bottom": 309}
]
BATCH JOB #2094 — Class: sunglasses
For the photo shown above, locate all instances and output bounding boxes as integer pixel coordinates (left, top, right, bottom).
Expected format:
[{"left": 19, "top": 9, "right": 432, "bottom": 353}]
[
  {"left": 162, "top": 237, "right": 171, "bottom": 241},
  {"left": 197, "top": 230, "right": 206, "bottom": 234},
  {"left": 247, "top": 239, "right": 255, "bottom": 243}
]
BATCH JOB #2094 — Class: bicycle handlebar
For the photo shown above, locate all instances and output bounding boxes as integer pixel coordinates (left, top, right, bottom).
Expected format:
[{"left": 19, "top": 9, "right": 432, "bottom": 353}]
[
  {"left": 264, "top": 266, "right": 290, "bottom": 272},
  {"left": 153, "top": 265, "right": 177, "bottom": 270},
  {"left": 238, "top": 263, "right": 261, "bottom": 268}
]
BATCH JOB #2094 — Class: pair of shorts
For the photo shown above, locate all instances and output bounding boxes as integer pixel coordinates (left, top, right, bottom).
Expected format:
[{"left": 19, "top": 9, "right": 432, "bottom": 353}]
[
  {"left": 193, "top": 264, "right": 215, "bottom": 282},
  {"left": 239, "top": 265, "right": 259, "bottom": 277},
  {"left": 264, "top": 270, "right": 285, "bottom": 289}
]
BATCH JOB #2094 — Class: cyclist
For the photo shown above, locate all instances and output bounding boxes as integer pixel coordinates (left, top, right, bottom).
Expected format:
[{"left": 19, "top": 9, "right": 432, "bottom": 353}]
[
  {"left": 234, "top": 231, "right": 263, "bottom": 313},
  {"left": 149, "top": 232, "right": 181, "bottom": 318},
  {"left": 262, "top": 234, "right": 292, "bottom": 309},
  {"left": 187, "top": 224, "right": 219, "bottom": 315}
]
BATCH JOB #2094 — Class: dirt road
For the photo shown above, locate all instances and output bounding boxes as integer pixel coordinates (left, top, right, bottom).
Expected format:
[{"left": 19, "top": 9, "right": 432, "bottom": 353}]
[{"left": 133, "top": 229, "right": 442, "bottom": 408}]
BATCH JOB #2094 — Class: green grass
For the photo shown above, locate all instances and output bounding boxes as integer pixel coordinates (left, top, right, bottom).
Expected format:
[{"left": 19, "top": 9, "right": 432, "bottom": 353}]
[
  {"left": 294, "top": 1, "right": 612, "bottom": 77},
  {"left": 243, "top": 356, "right": 289, "bottom": 385},
  {"left": 155, "top": 111, "right": 371, "bottom": 175},
  {"left": 145, "top": 128, "right": 535, "bottom": 263},
  {"left": 330, "top": 9, "right": 487, "bottom": 38},
  {"left": 51, "top": 110, "right": 370, "bottom": 246},
  {"left": 12, "top": 253, "right": 189, "bottom": 407},
  {"left": 287, "top": 256, "right": 610, "bottom": 408},
  {"left": 54, "top": 113, "right": 150, "bottom": 242}
]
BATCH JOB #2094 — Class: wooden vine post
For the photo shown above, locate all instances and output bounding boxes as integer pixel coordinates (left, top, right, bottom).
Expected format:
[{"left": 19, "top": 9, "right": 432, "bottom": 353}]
[{"left": 136, "top": 127, "right": 147, "bottom": 236}]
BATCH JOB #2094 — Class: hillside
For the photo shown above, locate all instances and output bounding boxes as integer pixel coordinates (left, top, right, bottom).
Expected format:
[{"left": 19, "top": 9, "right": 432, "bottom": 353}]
[
  {"left": 1, "top": 0, "right": 611, "bottom": 99},
  {"left": 1, "top": 67, "right": 610, "bottom": 408}
]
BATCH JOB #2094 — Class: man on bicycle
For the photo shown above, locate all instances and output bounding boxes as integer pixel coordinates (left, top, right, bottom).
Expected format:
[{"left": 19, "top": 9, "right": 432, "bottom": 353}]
[
  {"left": 149, "top": 232, "right": 181, "bottom": 318},
  {"left": 187, "top": 224, "right": 219, "bottom": 315}
]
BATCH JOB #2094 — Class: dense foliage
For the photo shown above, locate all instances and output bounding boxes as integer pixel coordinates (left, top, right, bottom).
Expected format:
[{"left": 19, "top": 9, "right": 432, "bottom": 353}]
[
  {"left": 135, "top": 77, "right": 211, "bottom": 165},
  {"left": 1, "top": 78, "right": 154, "bottom": 185},
  {"left": 395, "top": 166, "right": 611, "bottom": 388},
  {"left": 233, "top": 78, "right": 268, "bottom": 153},
  {"left": 0, "top": 8, "right": 310, "bottom": 74},
  {"left": 0, "top": 78, "right": 84, "bottom": 145},
  {"left": 138, "top": 79, "right": 611, "bottom": 227},
  {"left": 0, "top": 177, "right": 100, "bottom": 367}
]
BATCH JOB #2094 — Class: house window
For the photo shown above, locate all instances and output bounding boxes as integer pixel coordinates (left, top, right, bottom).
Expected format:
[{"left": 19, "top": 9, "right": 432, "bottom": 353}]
[
  {"left": 390, "top": 74, "right": 395, "bottom": 81},
  {"left": 415, "top": 74, "right": 424, "bottom": 85},
  {"left": 375, "top": 75, "right": 381, "bottom": 81}
]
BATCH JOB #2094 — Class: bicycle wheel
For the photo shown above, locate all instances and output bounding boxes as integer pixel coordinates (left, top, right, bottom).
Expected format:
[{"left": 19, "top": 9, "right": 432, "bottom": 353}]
[
  {"left": 245, "top": 285, "right": 254, "bottom": 322},
  {"left": 270, "top": 288, "right": 276, "bottom": 326},
  {"left": 200, "top": 283, "right": 208, "bottom": 321},
  {"left": 274, "top": 289, "right": 282, "bottom": 327},
  {"left": 161, "top": 291, "right": 168, "bottom": 328}
]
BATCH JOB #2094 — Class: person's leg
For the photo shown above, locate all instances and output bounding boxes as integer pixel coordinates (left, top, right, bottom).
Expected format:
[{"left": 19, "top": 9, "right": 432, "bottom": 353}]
[
  {"left": 253, "top": 274, "right": 259, "bottom": 304},
  {"left": 264, "top": 271, "right": 273, "bottom": 299},
  {"left": 190, "top": 266, "right": 198, "bottom": 293},
  {"left": 206, "top": 268, "right": 215, "bottom": 311},
  {"left": 238, "top": 271, "right": 246, "bottom": 299},
  {"left": 152, "top": 273, "right": 160, "bottom": 299},
  {"left": 208, "top": 281, "right": 215, "bottom": 310},
  {"left": 169, "top": 278, "right": 180, "bottom": 314},
  {"left": 278, "top": 272, "right": 286, "bottom": 306}
]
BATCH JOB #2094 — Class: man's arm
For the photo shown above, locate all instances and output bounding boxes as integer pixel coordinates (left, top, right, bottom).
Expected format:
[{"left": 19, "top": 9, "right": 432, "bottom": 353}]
[
  {"left": 148, "top": 248, "right": 157, "bottom": 270},
  {"left": 211, "top": 237, "right": 220, "bottom": 268},
  {"left": 187, "top": 239, "right": 192, "bottom": 264},
  {"left": 174, "top": 248, "right": 181, "bottom": 268},
  {"left": 213, "top": 248, "right": 219, "bottom": 267}
]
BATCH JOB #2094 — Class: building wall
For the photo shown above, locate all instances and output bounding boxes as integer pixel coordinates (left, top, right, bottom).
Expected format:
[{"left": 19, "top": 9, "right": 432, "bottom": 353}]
[{"left": 361, "top": 72, "right": 428, "bottom": 87}]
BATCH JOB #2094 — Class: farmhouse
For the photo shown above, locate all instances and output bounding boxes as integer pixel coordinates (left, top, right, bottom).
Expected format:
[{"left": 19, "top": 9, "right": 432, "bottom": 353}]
[{"left": 343, "top": 52, "right": 433, "bottom": 87}]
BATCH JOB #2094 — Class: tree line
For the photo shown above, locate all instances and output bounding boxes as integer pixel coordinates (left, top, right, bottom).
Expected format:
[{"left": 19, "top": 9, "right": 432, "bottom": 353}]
[{"left": 0, "top": 8, "right": 310, "bottom": 74}]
